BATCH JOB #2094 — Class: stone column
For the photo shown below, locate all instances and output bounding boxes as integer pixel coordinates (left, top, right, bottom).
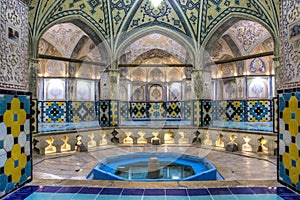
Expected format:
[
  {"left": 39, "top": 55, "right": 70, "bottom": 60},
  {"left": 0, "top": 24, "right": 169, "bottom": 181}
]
[
  {"left": 28, "top": 58, "right": 39, "bottom": 98},
  {"left": 273, "top": 56, "right": 281, "bottom": 90},
  {"left": 109, "top": 69, "right": 119, "bottom": 99}
]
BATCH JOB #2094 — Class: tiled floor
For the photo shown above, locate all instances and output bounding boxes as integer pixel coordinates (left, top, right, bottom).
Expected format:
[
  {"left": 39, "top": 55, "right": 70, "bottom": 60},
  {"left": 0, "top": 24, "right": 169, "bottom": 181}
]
[
  {"left": 33, "top": 145, "right": 277, "bottom": 181},
  {"left": 3, "top": 185, "right": 300, "bottom": 200}
]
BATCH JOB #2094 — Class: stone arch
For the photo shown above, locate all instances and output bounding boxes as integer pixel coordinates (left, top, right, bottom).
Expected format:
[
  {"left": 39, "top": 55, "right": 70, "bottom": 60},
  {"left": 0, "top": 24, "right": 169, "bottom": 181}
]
[{"left": 116, "top": 26, "right": 195, "bottom": 64}]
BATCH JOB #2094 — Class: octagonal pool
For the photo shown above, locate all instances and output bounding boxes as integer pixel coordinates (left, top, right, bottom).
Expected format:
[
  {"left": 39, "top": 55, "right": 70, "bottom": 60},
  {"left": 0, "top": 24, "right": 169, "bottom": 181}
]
[{"left": 86, "top": 152, "right": 223, "bottom": 181}]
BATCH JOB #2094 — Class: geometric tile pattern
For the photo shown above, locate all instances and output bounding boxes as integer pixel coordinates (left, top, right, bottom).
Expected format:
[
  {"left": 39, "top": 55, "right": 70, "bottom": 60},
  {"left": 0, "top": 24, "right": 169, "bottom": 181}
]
[
  {"left": 278, "top": 90, "right": 300, "bottom": 192},
  {"left": 98, "top": 100, "right": 110, "bottom": 127},
  {"left": 193, "top": 100, "right": 201, "bottom": 126},
  {"left": 226, "top": 101, "right": 245, "bottom": 122},
  {"left": 212, "top": 101, "right": 227, "bottom": 121},
  {"left": 68, "top": 102, "right": 96, "bottom": 122},
  {"left": 166, "top": 102, "right": 181, "bottom": 119},
  {"left": 148, "top": 103, "right": 166, "bottom": 119},
  {"left": 202, "top": 100, "right": 212, "bottom": 126},
  {"left": 273, "top": 98, "right": 278, "bottom": 133},
  {"left": 31, "top": 99, "right": 37, "bottom": 133},
  {"left": 37, "top": 101, "right": 42, "bottom": 123},
  {"left": 110, "top": 101, "right": 119, "bottom": 126},
  {"left": 0, "top": 91, "right": 32, "bottom": 197},
  {"left": 119, "top": 101, "right": 129, "bottom": 122},
  {"left": 130, "top": 102, "right": 149, "bottom": 119},
  {"left": 42, "top": 102, "right": 67, "bottom": 123},
  {"left": 184, "top": 101, "right": 192, "bottom": 121},
  {"left": 247, "top": 100, "right": 272, "bottom": 122}
]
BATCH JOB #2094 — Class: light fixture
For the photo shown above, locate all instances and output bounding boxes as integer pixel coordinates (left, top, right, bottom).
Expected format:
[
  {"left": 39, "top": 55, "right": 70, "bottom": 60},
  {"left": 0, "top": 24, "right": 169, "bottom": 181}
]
[{"left": 151, "top": 0, "right": 163, "bottom": 8}]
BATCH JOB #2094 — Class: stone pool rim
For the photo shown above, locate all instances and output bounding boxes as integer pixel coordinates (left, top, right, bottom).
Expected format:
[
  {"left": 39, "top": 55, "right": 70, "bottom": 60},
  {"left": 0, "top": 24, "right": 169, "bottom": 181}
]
[{"left": 86, "top": 152, "right": 223, "bottom": 181}]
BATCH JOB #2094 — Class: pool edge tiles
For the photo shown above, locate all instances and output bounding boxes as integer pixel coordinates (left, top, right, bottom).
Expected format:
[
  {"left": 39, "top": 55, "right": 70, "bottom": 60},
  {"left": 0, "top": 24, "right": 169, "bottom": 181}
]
[{"left": 2, "top": 186, "right": 300, "bottom": 200}]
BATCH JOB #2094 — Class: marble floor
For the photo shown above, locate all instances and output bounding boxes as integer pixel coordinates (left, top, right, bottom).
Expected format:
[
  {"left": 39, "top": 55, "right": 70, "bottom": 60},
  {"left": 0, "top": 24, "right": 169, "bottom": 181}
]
[{"left": 33, "top": 145, "right": 277, "bottom": 181}]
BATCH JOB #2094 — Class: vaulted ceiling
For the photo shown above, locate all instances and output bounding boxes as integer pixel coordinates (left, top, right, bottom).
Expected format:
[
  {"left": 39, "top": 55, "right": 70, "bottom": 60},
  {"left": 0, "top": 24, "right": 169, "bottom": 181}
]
[{"left": 29, "top": 0, "right": 279, "bottom": 62}]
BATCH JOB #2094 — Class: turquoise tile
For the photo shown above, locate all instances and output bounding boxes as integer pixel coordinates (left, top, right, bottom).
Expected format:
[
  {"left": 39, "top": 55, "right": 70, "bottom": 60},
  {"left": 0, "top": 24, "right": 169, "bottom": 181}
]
[
  {"left": 95, "top": 194, "right": 120, "bottom": 200},
  {"left": 25, "top": 192, "right": 53, "bottom": 200},
  {"left": 256, "top": 194, "right": 283, "bottom": 200},
  {"left": 119, "top": 195, "right": 142, "bottom": 200},
  {"left": 143, "top": 196, "right": 165, "bottom": 200},
  {"left": 212, "top": 195, "right": 237, "bottom": 200},
  {"left": 166, "top": 196, "right": 189, "bottom": 200},
  {"left": 72, "top": 193, "right": 98, "bottom": 200},
  {"left": 189, "top": 196, "right": 213, "bottom": 200},
  {"left": 49, "top": 193, "right": 76, "bottom": 200},
  {"left": 235, "top": 194, "right": 260, "bottom": 200}
]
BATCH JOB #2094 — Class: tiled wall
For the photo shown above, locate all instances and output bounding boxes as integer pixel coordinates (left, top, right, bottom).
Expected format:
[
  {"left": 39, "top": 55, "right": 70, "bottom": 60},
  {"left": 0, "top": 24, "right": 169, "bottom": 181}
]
[
  {"left": 278, "top": 90, "right": 300, "bottom": 191},
  {"left": 278, "top": 0, "right": 300, "bottom": 192},
  {"left": 0, "top": 91, "right": 32, "bottom": 197}
]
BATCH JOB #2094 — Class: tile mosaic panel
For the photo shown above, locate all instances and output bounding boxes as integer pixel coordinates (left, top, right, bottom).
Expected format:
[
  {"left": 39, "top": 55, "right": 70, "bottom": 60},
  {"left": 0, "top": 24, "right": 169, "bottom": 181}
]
[
  {"left": 184, "top": 101, "right": 192, "bottom": 121},
  {"left": 130, "top": 102, "right": 149, "bottom": 119},
  {"left": 148, "top": 102, "right": 166, "bottom": 119},
  {"left": 202, "top": 100, "right": 212, "bottom": 126},
  {"left": 225, "top": 101, "right": 245, "bottom": 122},
  {"left": 166, "top": 102, "right": 181, "bottom": 119},
  {"left": 31, "top": 99, "right": 37, "bottom": 133},
  {"left": 0, "top": 91, "right": 32, "bottom": 198},
  {"left": 247, "top": 100, "right": 272, "bottom": 122},
  {"left": 278, "top": 89, "right": 300, "bottom": 192},
  {"left": 212, "top": 101, "right": 227, "bottom": 121},
  {"left": 110, "top": 101, "right": 119, "bottom": 126},
  {"left": 98, "top": 100, "right": 110, "bottom": 127},
  {"left": 68, "top": 102, "right": 96, "bottom": 122},
  {"left": 193, "top": 100, "right": 201, "bottom": 126},
  {"left": 119, "top": 101, "right": 129, "bottom": 122},
  {"left": 273, "top": 98, "right": 278, "bottom": 133},
  {"left": 37, "top": 101, "right": 42, "bottom": 123},
  {"left": 42, "top": 102, "right": 67, "bottom": 123}
]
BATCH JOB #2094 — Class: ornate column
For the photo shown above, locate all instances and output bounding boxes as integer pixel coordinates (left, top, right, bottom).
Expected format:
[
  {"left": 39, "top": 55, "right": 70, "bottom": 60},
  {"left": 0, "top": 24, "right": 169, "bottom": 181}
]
[
  {"left": 273, "top": 56, "right": 281, "bottom": 90},
  {"left": 192, "top": 69, "right": 203, "bottom": 99},
  {"left": 28, "top": 58, "right": 39, "bottom": 98}
]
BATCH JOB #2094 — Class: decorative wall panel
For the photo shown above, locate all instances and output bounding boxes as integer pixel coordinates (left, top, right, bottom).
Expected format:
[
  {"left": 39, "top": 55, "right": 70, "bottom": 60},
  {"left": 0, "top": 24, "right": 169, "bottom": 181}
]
[
  {"left": 0, "top": 0, "right": 29, "bottom": 90},
  {"left": 110, "top": 101, "right": 119, "bottom": 126},
  {"left": 166, "top": 102, "right": 181, "bottom": 119},
  {"left": 193, "top": 100, "right": 201, "bottom": 126},
  {"left": 202, "top": 100, "right": 212, "bottom": 126},
  {"left": 0, "top": 90, "right": 32, "bottom": 198},
  {"left": 42, "top": 102, "right": 67, "bottom": 123},
  {"left": 31, "top": 99, "right": 37, "bottom": 133},
  {"left": 247, "top": 100, "right": 272, "bottom": 122},
  {"left": 98, "top": 100, "right": 110, "bottom": 127},
  {"left": 273, "top": 98, "right": 278, "bottom": 133},
  {"left": 212, "top": 101, "right": 227, "bottom": 121},
  {"left": 148, "top": 103, "right": 166, "bottom": 119},
  {"left": 119, "top": 101, "right": 129, "bottom": 123},
  {"left": 68, "top": 102, "right": 96, "bottom": 122},
  {"left": 130, "top": 102, "right": 149, "bottom": 119},
  {"left": 184, "top": 101, "right": 192, "bottom": 121},
  {"left": 278, "top": 89, "right": 300, "bottom": 192}
]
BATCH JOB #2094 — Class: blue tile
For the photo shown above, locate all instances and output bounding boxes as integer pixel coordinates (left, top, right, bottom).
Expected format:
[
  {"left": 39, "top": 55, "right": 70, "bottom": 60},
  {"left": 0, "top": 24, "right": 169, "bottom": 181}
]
[
  {"left": 23, "top": 192, "right": 54, "bottom": 200},
  {"left": 166, "top": 189, "right": 187, "bottom": 196},
  {"left": 119, "top": 195, "right": 142, "bottom": 200},
  {"left": 187, "top": 188, "right": 210, "bottom": 196},
  {"left": 95, "top": 194, "right": 120, "bottom": 200},
  {"left": 78, "top": 187, "right": 102, "bottom": 194},
  {"left": 143, "top": 196, "right": 165, "bottom": 200},
  {"left": 208, "top": 188, "right": 232, "bottom": 195},
  {"left": 166, "top": 196, "right": 189, "bottom": 200},
  {"left": 49, "top": 193, "right": 76, "bottom": 199},
  {"left": 229, "top": 187, "right": 255, "bottom": 194},
  {"left": 57, "top": 186, "right": 82, "bottom": 193},
  {"left": 36, "top": 186, "right": 62, "bottom": 193},
  {"left": 276, "top": 187, "right": 297, "bottom": 195},
  {"left": 250, "top": 187, "right": 276, "bottom": 194},
  {"left": 256, "top": 194, "right": 283, "bottom": 200},
  {"left": 121, "top": 188, "right": 144, "bottom": 196},
  {"left": 144, "top": 189, "right": 165, "bottom": 196},
  {"left": 189, "top": 196, "right": 213, "bottom": 200},
  {"left": 17, "top": 185, "right": 39, "bottom": 194},
  {"left": 100, "top": 188, "right": 123, "bottom": 195},
  {"left": 234, "top": 194, "right": 260, "bottom": 200}
]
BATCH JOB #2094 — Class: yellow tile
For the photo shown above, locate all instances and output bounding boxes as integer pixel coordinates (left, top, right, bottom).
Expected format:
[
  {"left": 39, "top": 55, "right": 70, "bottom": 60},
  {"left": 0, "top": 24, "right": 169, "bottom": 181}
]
[
  {"left": 19, "top": 153, "right": 27, "bottom": 169},
  {"left": 297, "top": 158, "right": 300, "bottom": 174},
  {"left": 3, "top": 110, "right": 13, "bottom": 127},
  {"left": 290, "top": 167, "right": 299, "bottom": 185},
  {"left": 296, "top": 109, "right": 300, "bottom": 124},
  {"left": 289, "top": 96, "right": 298, "bottom": 112},
  {"left": 17, "top": 109, "right": 26, "bottom": 125},
  {"left": 4, "top": 158, "right": 14, "bottom": 176},
  {"left": 289, "top": 120, "right": 299, "bottom": 137},
  {"left": 12, "top": 144, "right": 21, "bottom": 160},
  {"left": 283, "top": 152, "right": 292, "bottom": 170},
  {"left": 283, "top": 108, "right": 291, "bottom": 124},
  {"left": 12, "top": 167, "right": 21, "bottom": 183},
  {"left": 11, "top": 121, "right": 21, "bottom": 138},
  {"left": 290, "top": 143, "right": 299, "bottom": 161},
  {"left": 11, "top": 98, "right": 21, "bottom": 113}
]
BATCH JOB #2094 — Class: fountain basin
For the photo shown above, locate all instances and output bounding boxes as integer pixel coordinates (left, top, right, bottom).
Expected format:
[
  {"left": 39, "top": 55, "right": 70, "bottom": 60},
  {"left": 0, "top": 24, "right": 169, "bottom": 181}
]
[{"left": 86, "top": 152, "right": 223, "bottom": 181}]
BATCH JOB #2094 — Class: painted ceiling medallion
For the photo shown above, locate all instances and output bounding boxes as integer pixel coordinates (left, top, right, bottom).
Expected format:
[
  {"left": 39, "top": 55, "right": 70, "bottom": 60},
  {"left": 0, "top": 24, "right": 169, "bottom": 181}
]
[{"left": 151, "top": 0, "right": 163, "bottom": 8}]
